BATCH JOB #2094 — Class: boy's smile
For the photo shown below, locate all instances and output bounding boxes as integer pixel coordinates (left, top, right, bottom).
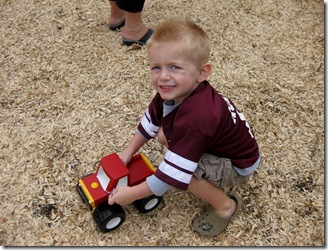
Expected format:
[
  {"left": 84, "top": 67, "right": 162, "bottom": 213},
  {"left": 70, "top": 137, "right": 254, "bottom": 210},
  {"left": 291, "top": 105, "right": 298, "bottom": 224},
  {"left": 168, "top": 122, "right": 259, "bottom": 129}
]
[
  {"left": 160, "top": 85, "right": 175, "bottom": 92},
  {"left": 147, "top": 42, "right": 204, "bottom": 103}
]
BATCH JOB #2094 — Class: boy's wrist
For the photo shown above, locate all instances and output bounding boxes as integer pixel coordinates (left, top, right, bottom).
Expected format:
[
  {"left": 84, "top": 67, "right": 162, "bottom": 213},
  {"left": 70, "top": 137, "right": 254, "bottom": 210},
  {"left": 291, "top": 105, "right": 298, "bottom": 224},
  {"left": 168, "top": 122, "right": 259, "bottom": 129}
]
[
  {"left": 119, "top": 151, "right": 133, "bottom": 166},
  {"left": 131, "top": 181, "right": 153, "bottom": 201}
]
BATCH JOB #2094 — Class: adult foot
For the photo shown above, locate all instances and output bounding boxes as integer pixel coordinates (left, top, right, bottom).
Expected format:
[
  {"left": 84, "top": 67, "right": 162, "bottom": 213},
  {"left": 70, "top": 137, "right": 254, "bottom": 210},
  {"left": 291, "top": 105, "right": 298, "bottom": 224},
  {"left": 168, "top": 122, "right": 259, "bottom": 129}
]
[
  {"left": 122, "top": 28, "right": 153, "bottom": 46},
  {"left": 109, "top": 18, "right": 125, "bottom": 30},
  {"left": 122, "top": 23, "right": 149, "bottom": 41},
  {"left": 108, "top": 9, "right": 125, "bottom": 30}
]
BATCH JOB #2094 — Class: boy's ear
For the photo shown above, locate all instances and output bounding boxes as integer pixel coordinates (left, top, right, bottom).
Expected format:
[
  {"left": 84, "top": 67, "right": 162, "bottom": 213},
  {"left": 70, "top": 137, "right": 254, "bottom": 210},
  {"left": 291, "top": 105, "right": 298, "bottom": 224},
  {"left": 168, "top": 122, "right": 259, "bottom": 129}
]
[{"left": 197, "top": 63, "right": 212, "bottom": 82}]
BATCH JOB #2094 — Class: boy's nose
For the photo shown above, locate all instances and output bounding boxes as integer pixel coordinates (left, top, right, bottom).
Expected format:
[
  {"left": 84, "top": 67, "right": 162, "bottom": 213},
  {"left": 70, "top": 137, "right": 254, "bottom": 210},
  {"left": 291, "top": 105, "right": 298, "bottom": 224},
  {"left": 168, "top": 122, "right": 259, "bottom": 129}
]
[{"left": 159, "top": 69, "right": 170, "bottom": 81}]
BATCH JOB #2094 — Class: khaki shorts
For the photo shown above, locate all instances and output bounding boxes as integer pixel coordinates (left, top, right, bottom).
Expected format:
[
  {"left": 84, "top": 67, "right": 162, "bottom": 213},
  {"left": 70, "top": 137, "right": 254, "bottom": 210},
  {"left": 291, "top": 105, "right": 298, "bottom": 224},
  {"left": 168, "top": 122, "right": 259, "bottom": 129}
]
[{"left": 193, "top": 153, "right": 251, "bottom": 189}]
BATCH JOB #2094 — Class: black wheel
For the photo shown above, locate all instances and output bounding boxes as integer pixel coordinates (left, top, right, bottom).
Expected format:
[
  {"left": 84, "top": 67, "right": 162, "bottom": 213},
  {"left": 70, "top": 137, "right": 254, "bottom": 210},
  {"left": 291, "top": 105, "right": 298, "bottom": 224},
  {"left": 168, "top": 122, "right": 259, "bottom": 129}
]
[
  {"left": 133, "top": 195, "right": 162, "bottom": 213},
  {"left": 93, "top": 202, "right": 126, "bottom": 232}
]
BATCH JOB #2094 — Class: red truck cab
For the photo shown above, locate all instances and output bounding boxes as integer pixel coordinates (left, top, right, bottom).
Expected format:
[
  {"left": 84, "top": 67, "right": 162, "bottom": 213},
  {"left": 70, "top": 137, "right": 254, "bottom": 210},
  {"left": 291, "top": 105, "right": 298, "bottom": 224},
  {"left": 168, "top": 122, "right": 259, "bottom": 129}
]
[{"left": 76, "top": 152, "right": 162, "bottom": 232}]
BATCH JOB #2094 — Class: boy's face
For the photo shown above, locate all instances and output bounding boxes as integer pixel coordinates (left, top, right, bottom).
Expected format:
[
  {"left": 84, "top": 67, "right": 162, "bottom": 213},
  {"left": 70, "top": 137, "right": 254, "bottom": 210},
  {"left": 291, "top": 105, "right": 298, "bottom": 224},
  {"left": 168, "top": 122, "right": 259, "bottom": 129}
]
[{"left": 147, "top": 42, "right": 203, "bottom": 103}]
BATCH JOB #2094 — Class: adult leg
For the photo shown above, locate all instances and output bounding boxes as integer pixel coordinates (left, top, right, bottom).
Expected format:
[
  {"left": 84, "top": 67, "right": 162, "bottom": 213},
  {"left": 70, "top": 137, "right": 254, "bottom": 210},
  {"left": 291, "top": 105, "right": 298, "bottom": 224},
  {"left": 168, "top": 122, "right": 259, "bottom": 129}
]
[
  {"left": 116, "top": 0, "right": 152, "bottom": 43},
  {"left": 122, "top": 12, "right": 149, "bottom": 41},
  {"left": 108, "top": 0, "right": 125, "bottom": 28}
]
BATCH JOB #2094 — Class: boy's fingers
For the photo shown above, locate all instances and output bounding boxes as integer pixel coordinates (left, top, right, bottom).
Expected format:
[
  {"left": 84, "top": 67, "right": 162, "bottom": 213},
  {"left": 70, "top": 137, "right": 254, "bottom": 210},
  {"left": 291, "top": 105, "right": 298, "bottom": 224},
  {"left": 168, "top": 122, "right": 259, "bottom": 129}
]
[
  {"left": 108, "top": 196, "right": 115, "bottom": 205},
  {"left": 108, "top": 192, "right": 115, "bottom": 205}
]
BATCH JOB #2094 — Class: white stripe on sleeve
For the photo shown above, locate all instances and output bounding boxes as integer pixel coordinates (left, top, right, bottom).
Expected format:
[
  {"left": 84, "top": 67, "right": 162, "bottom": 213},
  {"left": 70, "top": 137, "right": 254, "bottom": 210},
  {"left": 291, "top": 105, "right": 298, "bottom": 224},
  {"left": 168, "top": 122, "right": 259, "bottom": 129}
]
[
  {"left": 158, "top": 150, "right": 198, "bottom": 184},
  {"left": 165, "top": 150, "right": 198, "bottom": 173},
  {"left": 140, "top": 109, "right": 160, "bottom": 138}
]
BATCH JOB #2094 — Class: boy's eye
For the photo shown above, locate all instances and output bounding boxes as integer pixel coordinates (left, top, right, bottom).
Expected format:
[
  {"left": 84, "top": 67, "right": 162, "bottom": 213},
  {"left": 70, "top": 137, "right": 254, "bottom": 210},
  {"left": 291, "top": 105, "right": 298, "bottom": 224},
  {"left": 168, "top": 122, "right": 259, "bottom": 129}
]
[
  {"left": 151, "top": 66, "right": 160, "bottom": 70},
  {"left": 170, "top": 65, "right": 179, "bottom": 70}
]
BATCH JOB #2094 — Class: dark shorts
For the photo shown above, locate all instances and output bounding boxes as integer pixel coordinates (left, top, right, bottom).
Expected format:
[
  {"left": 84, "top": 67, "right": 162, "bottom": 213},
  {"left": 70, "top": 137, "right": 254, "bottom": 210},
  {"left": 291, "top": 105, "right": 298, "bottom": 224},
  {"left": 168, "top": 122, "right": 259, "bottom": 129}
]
[{"left": 193, "top": 153, "right": 251, "bottom": 189}]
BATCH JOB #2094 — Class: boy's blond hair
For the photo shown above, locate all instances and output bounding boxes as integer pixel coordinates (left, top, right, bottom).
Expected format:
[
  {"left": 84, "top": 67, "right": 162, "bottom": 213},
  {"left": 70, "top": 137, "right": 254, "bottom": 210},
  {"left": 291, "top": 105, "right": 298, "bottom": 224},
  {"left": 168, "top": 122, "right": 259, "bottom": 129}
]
[{"left": 146, "top": 18, "right": 211, "bottom": 68}]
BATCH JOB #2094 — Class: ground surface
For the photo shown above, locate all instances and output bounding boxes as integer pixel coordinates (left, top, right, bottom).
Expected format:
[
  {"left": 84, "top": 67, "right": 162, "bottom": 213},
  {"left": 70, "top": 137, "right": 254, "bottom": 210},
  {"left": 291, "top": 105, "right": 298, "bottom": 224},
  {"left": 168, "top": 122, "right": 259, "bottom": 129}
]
[{"left": 0, "top": 0, "right": 324, "bottom": 246}]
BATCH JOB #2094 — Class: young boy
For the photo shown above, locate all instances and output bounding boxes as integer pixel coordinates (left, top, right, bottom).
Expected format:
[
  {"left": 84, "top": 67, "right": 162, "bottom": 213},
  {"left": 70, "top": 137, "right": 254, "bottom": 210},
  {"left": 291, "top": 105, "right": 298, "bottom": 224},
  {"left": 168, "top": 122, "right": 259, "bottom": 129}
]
[{"left": 108, "top": 18, "right": 261, "bottom": 237}]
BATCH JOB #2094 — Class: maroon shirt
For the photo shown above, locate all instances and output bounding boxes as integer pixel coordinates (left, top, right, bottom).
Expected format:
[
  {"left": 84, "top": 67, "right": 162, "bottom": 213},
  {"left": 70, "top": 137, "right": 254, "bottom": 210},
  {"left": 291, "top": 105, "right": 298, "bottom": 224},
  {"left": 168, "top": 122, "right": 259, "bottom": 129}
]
[{"left": 138, "top": 81, "right": 259, "bottom": 190}]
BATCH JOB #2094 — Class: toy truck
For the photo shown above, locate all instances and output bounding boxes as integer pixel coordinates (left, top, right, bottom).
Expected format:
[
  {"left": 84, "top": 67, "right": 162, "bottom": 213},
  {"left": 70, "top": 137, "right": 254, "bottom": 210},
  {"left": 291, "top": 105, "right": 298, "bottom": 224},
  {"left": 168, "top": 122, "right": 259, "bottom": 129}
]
[{"left": 76, "top": 152, "right": 162, "bottom": 232}]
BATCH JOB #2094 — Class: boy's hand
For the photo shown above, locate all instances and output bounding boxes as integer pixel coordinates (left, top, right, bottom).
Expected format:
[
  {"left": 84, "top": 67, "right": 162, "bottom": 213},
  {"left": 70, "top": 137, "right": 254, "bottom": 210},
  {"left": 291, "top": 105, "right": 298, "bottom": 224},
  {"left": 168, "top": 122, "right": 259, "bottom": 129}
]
[
  {"left": 118, "top": 133, "right": 147, "bottom": 166},
  {"left": 108, "top": 186, "right": 135, "bottom": 206},
  {"left": 108, "top": 181, "right": 153, "bottom": 207}
]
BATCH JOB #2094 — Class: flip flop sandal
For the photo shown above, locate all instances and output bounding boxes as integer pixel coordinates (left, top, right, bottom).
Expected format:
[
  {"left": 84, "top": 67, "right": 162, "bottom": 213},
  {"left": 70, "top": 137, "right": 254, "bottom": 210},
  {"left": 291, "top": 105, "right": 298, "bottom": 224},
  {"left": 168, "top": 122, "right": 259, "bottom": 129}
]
[
  {"left": 109, "top": 19, "right": 125, "bottom": 31},
  {"left": 122, "top": 28, "right": 153, "bottom": 46},
  {"left": 192, "top": 194, "right": 242, "bottom": 237}
]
